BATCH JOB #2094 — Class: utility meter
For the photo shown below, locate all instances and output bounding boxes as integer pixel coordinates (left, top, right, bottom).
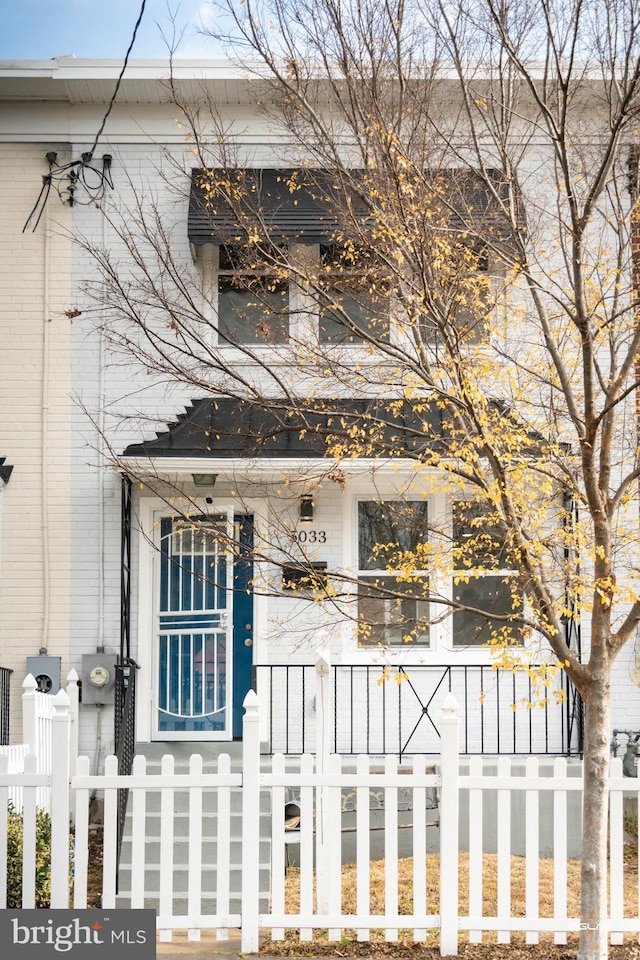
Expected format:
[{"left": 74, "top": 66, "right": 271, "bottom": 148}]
[
  {"left": 82, "top": 654, "right": 118, "bottom": 704},
  {"left": 89, "top": 665, "right": 111, "bottom": 688},
  {"left": 26, "top": 655, "right": 60, "bottom": 695}
]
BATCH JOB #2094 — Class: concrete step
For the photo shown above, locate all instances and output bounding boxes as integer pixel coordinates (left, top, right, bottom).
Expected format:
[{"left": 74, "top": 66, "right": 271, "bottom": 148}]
[
  {"left": 116, "top": 744, "right": 274, "bottom": 913},
  {"left": 116, "top": 864, "right": 271, "bottom": 898},
  {"left": 116, "top": 892, "right": 270, "bottom": 914},
  {"left": 121, "top": 789, "right": 271, "bottom": 816}
]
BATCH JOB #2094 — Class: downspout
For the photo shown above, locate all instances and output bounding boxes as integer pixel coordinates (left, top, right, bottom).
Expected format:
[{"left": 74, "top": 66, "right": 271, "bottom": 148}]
[
  {"left": 41, "top": 202, "right": 51, "bottom": 652},
  {"left": 97, "top": 210, "right": 107, "bottom": 651}
]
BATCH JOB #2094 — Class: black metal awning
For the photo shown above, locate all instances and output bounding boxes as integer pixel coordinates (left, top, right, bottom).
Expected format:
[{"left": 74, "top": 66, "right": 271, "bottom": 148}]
[
  {"left": 123, "top": 398, "right": 448, "bottom": 460},
  {"left": 0, "top": 458, "right": 13, "bottom": 484},
  {"left": 187, "top": 167, "right": 520, "bottom": 247},
  {"left": 188, "top": 169, "right": 364, "bottom": 246}
]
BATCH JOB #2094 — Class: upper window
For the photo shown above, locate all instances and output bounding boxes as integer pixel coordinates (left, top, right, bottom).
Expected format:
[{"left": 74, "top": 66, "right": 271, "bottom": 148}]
[
  {"left": 217, "top": 246, "right": 289, "bottom": 344},
  {"left": 451, "top": 500, "right": 523, "bottom": 647},
  {"left": 318, "top": 244, "right": 390, "bottom": 344},
  {"left": 420, "top": 248, "right": 491, "bottom": 345},
  {"left": 357, "top": 500, "right": 430, "bottom": 646}
]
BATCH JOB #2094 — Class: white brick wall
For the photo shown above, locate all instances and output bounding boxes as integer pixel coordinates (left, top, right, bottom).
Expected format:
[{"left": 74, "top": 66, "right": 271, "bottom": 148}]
[{"left": 0, "top": 143, "right": 73, "bottom": 742}]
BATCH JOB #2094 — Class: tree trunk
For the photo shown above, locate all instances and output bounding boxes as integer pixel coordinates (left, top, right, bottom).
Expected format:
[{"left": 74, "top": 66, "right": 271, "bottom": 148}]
[{"left": 578, "top": 679, "right": 611, "bottom": 960}]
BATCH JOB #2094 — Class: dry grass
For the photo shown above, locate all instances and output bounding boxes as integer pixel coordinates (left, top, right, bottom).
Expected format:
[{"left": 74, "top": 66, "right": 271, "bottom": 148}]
[{"left": 261, "top": 852, "right": 640, "bottom": 955}]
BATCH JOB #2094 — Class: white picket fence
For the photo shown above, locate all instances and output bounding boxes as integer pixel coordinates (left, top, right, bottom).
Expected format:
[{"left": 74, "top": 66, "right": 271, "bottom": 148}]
[
  {"left": 1, "top": 687, "right": 640, "bottom": 955},
  {"left": 0, "top": 672, "right": 79, "bottom": 813}
]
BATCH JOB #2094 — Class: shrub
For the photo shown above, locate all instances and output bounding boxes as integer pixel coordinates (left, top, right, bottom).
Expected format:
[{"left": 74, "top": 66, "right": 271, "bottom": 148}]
[{"left": 6, "top": 803, "right": 52, "bottom": 907}]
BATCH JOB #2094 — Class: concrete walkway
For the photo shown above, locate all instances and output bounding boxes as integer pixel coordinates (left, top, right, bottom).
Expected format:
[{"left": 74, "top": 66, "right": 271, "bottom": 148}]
[{"left": 156, "top": 930, "right": 281, "bottom": 960}]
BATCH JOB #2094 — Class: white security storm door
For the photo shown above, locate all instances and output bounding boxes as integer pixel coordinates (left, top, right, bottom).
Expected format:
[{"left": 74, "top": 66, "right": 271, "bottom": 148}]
[{"left": 155, "top": 509, "right": 234, "bottom": 740}]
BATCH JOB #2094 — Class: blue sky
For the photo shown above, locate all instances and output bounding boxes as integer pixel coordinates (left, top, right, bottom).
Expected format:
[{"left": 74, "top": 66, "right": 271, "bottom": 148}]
[{"left": 0, "top": 0, "right": 222, "bottom": 60}]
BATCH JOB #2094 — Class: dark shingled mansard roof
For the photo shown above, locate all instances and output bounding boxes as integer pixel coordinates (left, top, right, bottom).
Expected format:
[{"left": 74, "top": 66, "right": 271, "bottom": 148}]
[{"left": 123, "top": 398, "right": 448, "bottom": 460}]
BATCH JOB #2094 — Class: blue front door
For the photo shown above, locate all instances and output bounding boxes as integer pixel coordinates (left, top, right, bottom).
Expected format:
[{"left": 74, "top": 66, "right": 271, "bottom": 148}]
[{"left": 155, "top": 511, "right": 254, "bottom": 740}]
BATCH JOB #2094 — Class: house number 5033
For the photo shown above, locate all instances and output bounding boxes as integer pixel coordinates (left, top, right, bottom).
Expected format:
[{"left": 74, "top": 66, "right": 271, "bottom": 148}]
[{"left": 293, "top": 530, "right": 327, "bottom": 543}]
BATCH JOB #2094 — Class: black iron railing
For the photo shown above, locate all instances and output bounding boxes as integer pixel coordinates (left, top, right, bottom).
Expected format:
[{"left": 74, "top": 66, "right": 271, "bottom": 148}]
[
  {"left": 116, "top": 475, "right": 135, "bottom": 879},
  {"left": 120, "top": 476, "right": 132, "bottom": 662},
  {"left": 0, "top": 666, "right": 12, "bottom": 746},
  {"left": 255, "top": 662, "right": 584, "bottom": 758},
  {"left": 114, "top": 659, "right": 137, "bottom": 868}
]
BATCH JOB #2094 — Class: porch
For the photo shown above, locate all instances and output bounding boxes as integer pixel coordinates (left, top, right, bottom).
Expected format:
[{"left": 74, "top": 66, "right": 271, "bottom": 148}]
[{"left": 255, "top": 661, "right": 584, "bottom": 758}]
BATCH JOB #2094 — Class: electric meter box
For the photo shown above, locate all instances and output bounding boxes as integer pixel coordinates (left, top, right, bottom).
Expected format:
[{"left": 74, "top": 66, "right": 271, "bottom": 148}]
[
  {"left": 81, "top": 653, "right": 118, "bottom": 704},
  {"left": 26, "top": 655, "right": 61, "bottom": 695}
]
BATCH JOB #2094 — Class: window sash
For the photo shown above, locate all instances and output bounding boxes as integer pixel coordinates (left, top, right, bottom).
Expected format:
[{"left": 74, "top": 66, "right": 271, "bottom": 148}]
[
  {"left": 358, "top": 574, "right": 430, "bottom": 646},
  {"left": 318, "top": 243, "right": 390, "bottom": 343},
  {"left": 217, "top": 277, "right": 289, "bottom": 343},
  {"left": 356, "top": 500, "right": 430, "bottom": 646},
  {"left": 452, "top": 573, "right": 523, "bottom": 647},
  {"left": 358, "top": 500, "right": 430, "bottom": 571},
  {"left": 319, "top": 286, "right": 390, "bottom": 343}
]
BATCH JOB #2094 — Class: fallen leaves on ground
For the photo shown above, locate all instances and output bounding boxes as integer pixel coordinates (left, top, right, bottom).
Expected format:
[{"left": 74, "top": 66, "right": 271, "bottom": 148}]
[{"left": 261, "top": 852, "right": 640, "bottom": 956}]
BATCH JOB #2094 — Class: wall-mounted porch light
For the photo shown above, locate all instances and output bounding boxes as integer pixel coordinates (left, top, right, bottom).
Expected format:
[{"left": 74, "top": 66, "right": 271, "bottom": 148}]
[
  {"left": 299, "top": 494, "right": 314, "bottom": 522},
  {"left": 192, "top": 473, "right": 218, "bottom": 487}
]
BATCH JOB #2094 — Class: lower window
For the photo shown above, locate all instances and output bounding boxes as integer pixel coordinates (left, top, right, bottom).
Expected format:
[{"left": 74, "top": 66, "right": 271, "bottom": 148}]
[
  {"left": 356, "top": 499, "right": 430, "bottom": 646},
  {"left": 452, "top": 574, "right": 523, "bottom": 646},
  {"left": 358, "top": 575, "right": 429, "bottom": 646}
]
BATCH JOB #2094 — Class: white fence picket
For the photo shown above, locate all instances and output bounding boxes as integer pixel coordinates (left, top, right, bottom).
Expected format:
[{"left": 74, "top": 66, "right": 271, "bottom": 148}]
[
  {"left": 411, "top": 755, "right": 427, "bottom": 943},
  {"left": 384, "top": 755, "right": 399, "bottom": 942},
  {"left": 327, "top": 753, "right": 343, "bottom": 942},
  {"left": 130, "top": 754, "right": 147, "bottom": 910},
  {"left": 496, "top": 755, "right": 511, "bottom": 944},
  {"left": 299, "top": 754, "right": 314, "bottom": 941},
  {"left": 102, "top": 754, "right": 119, "bottom": 910},
  {"left": 270, "top": 753, "right": 286, "bottom": 942},
  {"left": 609, "top": 757, "right": 624, "bottom": 946},
  {"left": 356, "top": 754, "right": 371, "bottom": 942},
  {"left": 21, "top": 753, "right": 38, "bottom": 908},
  {"left": 553, "top": 757, "right": 568, "bottom": 946},
  {"left": 439, "top": 692, "right": 459, "bottom": 956},
  {"left": 158, "top": 754, "right": 175, "bottom": 942},
  {"left": 23, "top": 675, "right": 53, "bottom": 813},
  {"left": 214, "top": 753, "right": 231, "bottom": 941},
  {"left": 49, "top": 689, "right": 70, "bottom": 908},
  {"left": 525, "top": 756, "right": 539, "bottom": 945},
  {"left": 467, "top": 755, "right": 483, "bottom": 943},
  {"left": 187, "top": 753, "right": 203, "bottom": 942}
]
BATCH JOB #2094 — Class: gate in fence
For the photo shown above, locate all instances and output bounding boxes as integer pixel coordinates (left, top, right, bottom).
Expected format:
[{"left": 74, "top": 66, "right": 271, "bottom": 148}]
[{"left": 1, "top": 688, "right": 640, "bottom": 956}]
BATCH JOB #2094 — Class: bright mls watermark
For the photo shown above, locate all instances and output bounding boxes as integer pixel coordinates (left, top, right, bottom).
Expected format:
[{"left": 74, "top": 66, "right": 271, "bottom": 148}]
[{"left": 1, "top": 910, "right": 156, "bottom": 957}]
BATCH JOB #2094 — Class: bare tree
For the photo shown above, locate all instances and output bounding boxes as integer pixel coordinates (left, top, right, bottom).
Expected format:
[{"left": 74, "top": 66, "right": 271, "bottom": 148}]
[{"left": 80, "top": 1, "right": 640, "bottom": 955}]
